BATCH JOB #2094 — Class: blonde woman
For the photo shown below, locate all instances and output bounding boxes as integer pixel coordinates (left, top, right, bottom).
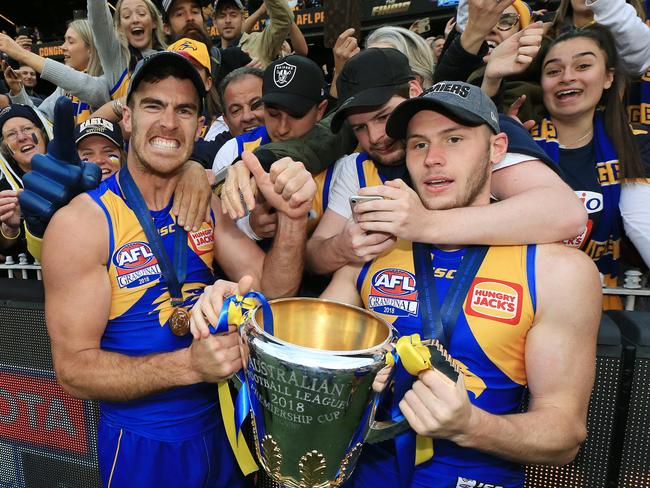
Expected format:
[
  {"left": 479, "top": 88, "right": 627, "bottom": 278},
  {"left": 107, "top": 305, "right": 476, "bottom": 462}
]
[
  {"left": 88, "top": 0, "right": 167, "bottom": 101},
  {"left": 0, "top": 19, "right": 105, "bottom": 124}
]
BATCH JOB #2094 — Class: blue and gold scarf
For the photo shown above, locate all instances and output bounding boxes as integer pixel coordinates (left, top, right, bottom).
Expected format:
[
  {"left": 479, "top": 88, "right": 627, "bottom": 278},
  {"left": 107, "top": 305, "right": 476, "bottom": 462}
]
[{"left": 531, "top": 111, "right": 622, "bottom": 283}]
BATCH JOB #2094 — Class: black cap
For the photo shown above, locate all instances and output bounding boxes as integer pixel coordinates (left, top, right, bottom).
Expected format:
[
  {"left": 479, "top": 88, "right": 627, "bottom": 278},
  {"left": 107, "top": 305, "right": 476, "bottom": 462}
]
[
  {"left": 74, "top": 117, "right": 124, "bottom": 149},
  {"left": 386, "top": 81, "right": 500, "bottom": 140},
  {"left": 261, "top": 55, "right": 325, "bottom": 117},
  {"left": 0, "top": 104, "right": 42, "bottom": 136},
  {"left": 158, "top": 0, "right": 211, "bottom": 16},
  {"left": 330, "top": 48, "right": 414, "bottom": 133},
  {"left": 127, "top": 51, "right": 206, "bottom": 112}
]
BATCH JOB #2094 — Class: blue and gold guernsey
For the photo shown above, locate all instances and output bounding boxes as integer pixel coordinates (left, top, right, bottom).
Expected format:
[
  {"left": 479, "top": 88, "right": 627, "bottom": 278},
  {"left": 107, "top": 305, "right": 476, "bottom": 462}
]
[
  {"left": 110, "top": 68, "right": 130, "bottom": 102},
  {"left": 353, "top": 152, "right": 388, "bottom": 188},
  {"left": 352, "top": 240, "right": 537, "bottom": 488},
  {"left": 70, "top": 93, "right": 92, "bottom": 125},
  {"left": 87, "top": 174, "right": 220, "bottom": 441}
]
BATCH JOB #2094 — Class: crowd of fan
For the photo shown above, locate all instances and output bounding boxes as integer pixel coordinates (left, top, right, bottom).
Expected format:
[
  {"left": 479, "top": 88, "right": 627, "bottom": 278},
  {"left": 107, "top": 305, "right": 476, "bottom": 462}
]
[{"left": 0, "top": 0, "right": 648, "bottom": 307}]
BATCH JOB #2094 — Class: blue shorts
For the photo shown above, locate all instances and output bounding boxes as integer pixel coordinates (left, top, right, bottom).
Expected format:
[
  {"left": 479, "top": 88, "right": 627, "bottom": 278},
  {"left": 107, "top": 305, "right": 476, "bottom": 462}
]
[
  {"left": 345, "top": 444, "right": 524, "bottom": 488},
  {"left": 98, "top": 418, "right": 247, "bottom": 488}
]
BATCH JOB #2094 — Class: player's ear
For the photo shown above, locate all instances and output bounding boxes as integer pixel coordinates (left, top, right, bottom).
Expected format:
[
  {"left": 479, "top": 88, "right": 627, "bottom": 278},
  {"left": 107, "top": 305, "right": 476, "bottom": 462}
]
[
  {"left": 122, "top": 105, "right": 133, "bottom": 134},
  {"left": 195, "top": 116, "right": 205, "bottom": 140},
  {"left": 489, "top": 131, "right": 508, "bottom": 166}
]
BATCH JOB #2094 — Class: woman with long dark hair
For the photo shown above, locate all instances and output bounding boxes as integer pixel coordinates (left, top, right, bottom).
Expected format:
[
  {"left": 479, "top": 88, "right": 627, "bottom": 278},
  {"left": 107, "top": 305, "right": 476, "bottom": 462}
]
[{"left": 532, "top": 24, "right": 650, "bottom": 308}]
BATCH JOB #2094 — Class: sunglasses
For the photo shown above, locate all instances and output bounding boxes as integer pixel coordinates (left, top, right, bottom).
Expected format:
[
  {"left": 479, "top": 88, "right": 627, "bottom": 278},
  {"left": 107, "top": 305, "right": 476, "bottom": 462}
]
[{"left": 496, "top": 13, "right": 520, "bottom": 31}]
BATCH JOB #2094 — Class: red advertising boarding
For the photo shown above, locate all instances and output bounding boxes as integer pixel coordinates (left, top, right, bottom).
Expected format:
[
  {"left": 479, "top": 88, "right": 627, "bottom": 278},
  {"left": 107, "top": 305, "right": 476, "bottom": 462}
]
[{"left": 0, "top": 371, "right": 90, "bottom": 455}]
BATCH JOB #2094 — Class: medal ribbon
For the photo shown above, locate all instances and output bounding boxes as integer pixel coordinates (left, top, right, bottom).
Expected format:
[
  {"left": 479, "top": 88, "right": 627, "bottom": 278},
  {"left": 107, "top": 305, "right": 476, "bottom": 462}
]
[
  {"left": 390, "top": 244, "right": 488, "bottom": 488},
  {"left": 119, "top": 166, "right": 187, "bottom": 308},
  {"left": 212, "top": 292, "right": 274, "bottom": 476}
]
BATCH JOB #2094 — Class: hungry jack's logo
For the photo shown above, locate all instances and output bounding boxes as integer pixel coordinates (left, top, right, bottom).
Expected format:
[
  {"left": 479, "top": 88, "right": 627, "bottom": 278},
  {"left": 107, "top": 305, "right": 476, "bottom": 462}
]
[
  {"left": 189, "top": 228, "right": 214, "bottom": 255},
  {"left": 368, "top": 268, "right": 419, "bottom": 317},
  {"left": 465, "top": 278, "right": 523, "bottom": 325}
]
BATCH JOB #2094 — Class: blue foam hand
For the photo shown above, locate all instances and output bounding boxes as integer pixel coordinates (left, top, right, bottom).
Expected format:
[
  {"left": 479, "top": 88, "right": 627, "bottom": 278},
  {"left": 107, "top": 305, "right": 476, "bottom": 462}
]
[{"left": 19, "top": 97, "right": 102, "bottom": 238}]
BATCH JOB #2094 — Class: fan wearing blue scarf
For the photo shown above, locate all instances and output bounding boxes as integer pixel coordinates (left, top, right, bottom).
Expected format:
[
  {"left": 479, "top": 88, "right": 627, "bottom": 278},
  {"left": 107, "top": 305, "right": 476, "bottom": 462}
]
[{"left": 532, "top": 24, "right": 650, "bottom": 309}]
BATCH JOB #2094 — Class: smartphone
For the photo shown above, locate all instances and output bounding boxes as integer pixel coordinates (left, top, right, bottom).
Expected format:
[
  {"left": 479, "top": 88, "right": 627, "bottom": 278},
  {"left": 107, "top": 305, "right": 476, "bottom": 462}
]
[
  {"left": 349, "top": 195, "right": 384, "bottom": 222},
  {"left": 16, "top": 26, "right": 31, "bottom": 38}
]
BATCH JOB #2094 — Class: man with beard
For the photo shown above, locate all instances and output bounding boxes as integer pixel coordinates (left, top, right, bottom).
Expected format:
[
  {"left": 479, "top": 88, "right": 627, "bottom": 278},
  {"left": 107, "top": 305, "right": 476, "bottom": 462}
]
[
  {"left": 320, "top": 84, "right": 601, "bottom": 488},
  {"left": 42, "top": 51, "right": 315, "bottom": 487},
  {"left": 305, "top": 48, "right": 586, "bottom": 274},
  {"left": 160, "top": 0, "right": 223, "bottom": 80}
]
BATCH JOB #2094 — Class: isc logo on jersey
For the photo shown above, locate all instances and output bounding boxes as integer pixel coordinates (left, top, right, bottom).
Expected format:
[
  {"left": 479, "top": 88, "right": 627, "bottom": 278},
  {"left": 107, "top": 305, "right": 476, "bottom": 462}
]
[
  {"left": 189, "top": 227, "right": 214, "bottom": 255},
  {"left": 368, "top": 268, "right": 419, "bottom": 317},
  {"left": 113, "top": 241, "right": 161, "bottom": 289},
  {"left": 465, "top": 278, "right": 523, "bottom": 325}
]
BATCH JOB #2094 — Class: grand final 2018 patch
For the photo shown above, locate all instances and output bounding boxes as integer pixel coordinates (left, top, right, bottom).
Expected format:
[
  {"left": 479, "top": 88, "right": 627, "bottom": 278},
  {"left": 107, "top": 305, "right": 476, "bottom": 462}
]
[
  {"left": 112, "top": 241, "right": 161, "bottom": 289},
  {"left": 368, "top": 268, "right": 419, "bottom": 317},
  {"left": 464, "top": 278, "right": 523, "bottom": 325}
]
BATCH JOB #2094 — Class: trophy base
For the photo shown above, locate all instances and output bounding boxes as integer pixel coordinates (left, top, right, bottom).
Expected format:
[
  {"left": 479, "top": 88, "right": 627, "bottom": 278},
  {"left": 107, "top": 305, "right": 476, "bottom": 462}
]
[{"left": 252, "top": 419, "right": 363, "bottom": 488}]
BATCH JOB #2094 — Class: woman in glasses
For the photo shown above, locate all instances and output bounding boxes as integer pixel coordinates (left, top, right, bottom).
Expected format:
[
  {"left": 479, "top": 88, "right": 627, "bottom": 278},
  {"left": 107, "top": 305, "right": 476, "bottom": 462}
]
[
  {"left": 532, "top": 24, "right": 650, "bottom": 308},
  {"left": 0, "top": 105, "right": 49, "bottom": 257},
  {"left": 433, "top": 0, "right": 548, "bottom": 120}
]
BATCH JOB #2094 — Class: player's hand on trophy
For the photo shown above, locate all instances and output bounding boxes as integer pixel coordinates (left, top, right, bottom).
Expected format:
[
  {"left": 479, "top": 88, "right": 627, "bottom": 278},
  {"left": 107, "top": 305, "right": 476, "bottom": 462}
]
[
  {"left": 173, "top": 161, "right": 212, "bottom": 233},
  {"left": 221, "top": 160, "right": 257, "bottom": 220},
  {"left": 190, "top": 275, "right": 254, "bottom": 339},
  {"left": 339, "top": 217, "right": 396, "bottom": 264},
  {"left": 372, "top": 364, "right": 393, "bottom": 393},
  {"left": 399, "top": 369, "right": 475, "bottom": 442},
  {"left": 189, "top": 322, "right": 242, "bottom": 382},
  {"left": 355, "top": 179, "right": 428, "bottom": 243},
  {"left": 243, "top": 151, "right": 316, "bottom": 219}
]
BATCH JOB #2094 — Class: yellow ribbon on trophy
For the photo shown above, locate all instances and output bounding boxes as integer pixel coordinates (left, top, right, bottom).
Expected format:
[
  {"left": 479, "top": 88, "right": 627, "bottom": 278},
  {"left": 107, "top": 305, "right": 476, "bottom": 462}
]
[
  {"left": 216, "top": 295, "right": 260, "bottom": 476},
  {"left": 390, "top": 334, "right": 436, "bottom": 466}
]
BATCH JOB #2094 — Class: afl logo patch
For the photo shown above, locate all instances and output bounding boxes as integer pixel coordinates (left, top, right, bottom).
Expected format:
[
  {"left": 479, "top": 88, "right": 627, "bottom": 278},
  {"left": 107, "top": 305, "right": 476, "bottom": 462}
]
[
  {"left": 273, "top": 62, "right": 296, "bottom": 88},
  {"left": 368, "top": 268, "right": 419, "bottom": 317},
  {"left": 113, "top": 241, "right": 161, "bottom": 288},
  {"left": 465, "top": 278, "right": 523, "bottom": 325}
]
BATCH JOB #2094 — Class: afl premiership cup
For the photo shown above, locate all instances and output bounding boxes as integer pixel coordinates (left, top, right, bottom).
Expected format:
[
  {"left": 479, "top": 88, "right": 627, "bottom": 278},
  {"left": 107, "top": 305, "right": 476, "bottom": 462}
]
[{"left": 239, "top": 297, "right": 394, "bottom": 487}]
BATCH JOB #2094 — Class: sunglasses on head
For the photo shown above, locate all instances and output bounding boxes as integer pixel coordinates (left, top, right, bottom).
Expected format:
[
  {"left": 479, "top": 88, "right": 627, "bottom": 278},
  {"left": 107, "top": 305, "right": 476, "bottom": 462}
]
[{"left": 496, "top": 13, "right": 520, "bottom": 31}]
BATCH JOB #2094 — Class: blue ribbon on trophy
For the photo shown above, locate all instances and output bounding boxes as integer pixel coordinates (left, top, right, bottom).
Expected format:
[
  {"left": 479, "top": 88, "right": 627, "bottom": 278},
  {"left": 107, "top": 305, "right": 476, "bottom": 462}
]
[{"left": 211, "top": 291, "right": 274, "bottom": 475}]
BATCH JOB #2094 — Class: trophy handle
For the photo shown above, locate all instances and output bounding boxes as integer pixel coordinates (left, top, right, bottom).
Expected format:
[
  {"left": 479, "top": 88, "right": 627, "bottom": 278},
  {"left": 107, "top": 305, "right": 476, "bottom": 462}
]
[
  {"left": 364, "top": 334, "right": 460, "bottom": 444},
  {"left": 364, "top": 399, "right": 410, "bottom": 444},
  {"left": 363, "top": 331, "right": 410, "bottom": 445}
]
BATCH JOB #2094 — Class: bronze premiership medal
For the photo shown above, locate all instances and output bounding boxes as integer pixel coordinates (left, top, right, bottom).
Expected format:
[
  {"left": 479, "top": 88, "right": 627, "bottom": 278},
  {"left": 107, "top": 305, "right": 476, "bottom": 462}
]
[{"left": 169, "top": 307, "right": 190, "bottom": 336}]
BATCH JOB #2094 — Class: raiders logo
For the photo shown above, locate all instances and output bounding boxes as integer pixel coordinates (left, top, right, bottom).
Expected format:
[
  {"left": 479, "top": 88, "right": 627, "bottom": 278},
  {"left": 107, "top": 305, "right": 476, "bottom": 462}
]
[{"left": 273, "top": 62, "right": 296, "bottom": 88}]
